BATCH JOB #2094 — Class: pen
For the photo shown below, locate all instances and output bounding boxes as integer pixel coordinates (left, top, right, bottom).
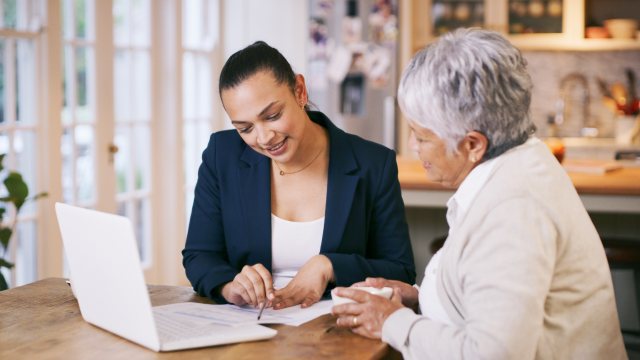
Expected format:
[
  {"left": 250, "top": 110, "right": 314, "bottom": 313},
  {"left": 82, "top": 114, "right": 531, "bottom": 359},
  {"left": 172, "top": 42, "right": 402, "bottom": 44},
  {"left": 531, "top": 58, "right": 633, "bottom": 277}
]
[{"left": 257, "top": 300, "right": 267, "bottom": 320}]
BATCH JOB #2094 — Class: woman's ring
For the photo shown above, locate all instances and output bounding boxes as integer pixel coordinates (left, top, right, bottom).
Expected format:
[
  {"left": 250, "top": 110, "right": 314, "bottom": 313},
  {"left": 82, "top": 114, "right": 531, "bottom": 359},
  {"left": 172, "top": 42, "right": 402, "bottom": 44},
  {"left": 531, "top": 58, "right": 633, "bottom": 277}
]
[{"left": 353, "top": 316, "right": 358, "bottom": 326}]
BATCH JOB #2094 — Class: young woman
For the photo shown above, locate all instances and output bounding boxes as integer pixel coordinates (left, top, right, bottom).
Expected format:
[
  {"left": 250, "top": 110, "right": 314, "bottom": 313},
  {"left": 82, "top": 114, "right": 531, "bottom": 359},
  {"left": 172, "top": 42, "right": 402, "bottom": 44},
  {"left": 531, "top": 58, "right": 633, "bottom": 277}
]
[{"left": 183, "top": 41, "right": 415, "bottom": 311}]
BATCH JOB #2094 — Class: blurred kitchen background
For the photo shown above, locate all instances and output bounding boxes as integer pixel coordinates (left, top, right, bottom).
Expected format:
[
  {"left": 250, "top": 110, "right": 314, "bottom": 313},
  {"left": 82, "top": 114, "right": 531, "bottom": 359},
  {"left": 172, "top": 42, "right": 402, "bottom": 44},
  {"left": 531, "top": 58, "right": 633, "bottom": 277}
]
[{"left": 0, "top": 0, "right": 639, "bottom": 355}]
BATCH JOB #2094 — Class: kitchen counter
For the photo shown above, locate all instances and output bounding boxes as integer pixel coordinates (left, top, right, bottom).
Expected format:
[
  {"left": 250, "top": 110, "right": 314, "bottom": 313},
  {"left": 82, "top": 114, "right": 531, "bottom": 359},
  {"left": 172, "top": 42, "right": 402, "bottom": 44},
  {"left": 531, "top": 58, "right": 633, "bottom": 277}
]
[{"left": 397, "top": 157, "right": 640, "bottom": 213}]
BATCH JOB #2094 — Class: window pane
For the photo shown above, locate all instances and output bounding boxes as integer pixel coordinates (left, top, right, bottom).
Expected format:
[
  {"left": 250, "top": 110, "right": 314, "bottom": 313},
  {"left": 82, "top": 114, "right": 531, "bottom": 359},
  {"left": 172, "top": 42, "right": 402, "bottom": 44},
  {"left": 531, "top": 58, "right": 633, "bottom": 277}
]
[
  {"left": 196, "top": 54, "right": 211, "bottom": 118},
  {"left": 0, "top": 40, "right": 5, "bottom": 124},
  {"left": 114, "top": 125, "right": 130, "bottom": 194},
  {"left": 61, "top": 128, "right": 74, "bottom": 203},
  {"left": 62, "top": 0, "right": 73, "bottom": 39},
  {"left": 131, "top": 51, "right": 150, "bottom": 120},
  {"left": 14, "top": 130, "right": 36, "bottom": 215},
  {"left": 15, "top": 221, "right": 36, "bottom": 287},
  {"left": 133, "top": 124, "right": 150, "bottom": 190},
  {"left": 113, "top": 0, "right": 130, "bottom": 46},
  {"left": 131, "top": 0, "right": 150, "bottom": 46},
  {"left": 16, "top": 40, "right": 35, "bottom": 124},
  {"left": 3, "top": 0, "right": 18, "bottom": 29},
  {"left": 202, "top": 0, "right": 219, "bottom": 51},
  {"left": 185, "top": 187, "right": 194, "bottom": 227},
  {"left": 75, "top": 47, "right": 93, "bottom": 123},
  {"left": 0, "top": 133, "right": 10, "bottom": 208},
  {"left": 75, "top": 0, "right": 87, "bottom": 38},
  {"left": 183, "top": 0, "right": 203, "bottom": 49},
  {"left": 117, "top": 200, "right": 130, "bottom": 217},
  {"left": 114, "top": 50, "right": 131, "bottom": 121},
  {"left": 183, "top": 121, "right": 197, "bottom": 185},
  {"left": 62, "top": 46, "right": 73, "bottom": 125},
  {"left": 197, "top": 120, "right": 211, "bottom": 159},
  {"left": 182, "top": 52, "right": 196, "bottom": 119},
  {"left": 136, "top": 198, "right": 150, "bottom": 264},
  {"left": 75, "top": 124, "right": 94, "bottom": 202}
]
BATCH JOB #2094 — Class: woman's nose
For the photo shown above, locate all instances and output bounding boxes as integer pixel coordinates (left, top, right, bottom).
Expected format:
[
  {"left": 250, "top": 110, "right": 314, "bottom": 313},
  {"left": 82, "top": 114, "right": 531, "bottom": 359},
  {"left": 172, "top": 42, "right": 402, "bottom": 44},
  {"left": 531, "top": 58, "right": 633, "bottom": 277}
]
[{"left": 256, "top": 125, "right": 275, "bottom": 146}]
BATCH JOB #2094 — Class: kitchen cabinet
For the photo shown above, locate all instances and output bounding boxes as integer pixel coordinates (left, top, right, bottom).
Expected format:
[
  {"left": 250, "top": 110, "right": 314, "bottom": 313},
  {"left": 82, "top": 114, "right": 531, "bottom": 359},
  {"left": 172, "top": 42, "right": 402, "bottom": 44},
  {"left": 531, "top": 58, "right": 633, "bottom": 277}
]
[{"left": 405, "top": 0, "right": 640, "bottom": 52}]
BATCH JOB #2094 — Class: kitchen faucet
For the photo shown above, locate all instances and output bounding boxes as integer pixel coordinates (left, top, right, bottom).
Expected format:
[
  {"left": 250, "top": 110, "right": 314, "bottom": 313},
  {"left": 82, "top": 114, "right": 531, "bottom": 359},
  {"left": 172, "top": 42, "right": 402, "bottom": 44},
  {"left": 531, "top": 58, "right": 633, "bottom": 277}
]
[{"left": 555, "top": 73, "right": 597, "bottom": 137}]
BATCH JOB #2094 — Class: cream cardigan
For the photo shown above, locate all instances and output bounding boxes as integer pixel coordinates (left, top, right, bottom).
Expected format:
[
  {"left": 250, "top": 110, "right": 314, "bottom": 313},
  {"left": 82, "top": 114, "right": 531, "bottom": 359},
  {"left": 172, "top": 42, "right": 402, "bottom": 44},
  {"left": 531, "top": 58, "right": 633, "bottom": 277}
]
[{"left": 382, "top": 139, "right": 627, "bottom": 360}]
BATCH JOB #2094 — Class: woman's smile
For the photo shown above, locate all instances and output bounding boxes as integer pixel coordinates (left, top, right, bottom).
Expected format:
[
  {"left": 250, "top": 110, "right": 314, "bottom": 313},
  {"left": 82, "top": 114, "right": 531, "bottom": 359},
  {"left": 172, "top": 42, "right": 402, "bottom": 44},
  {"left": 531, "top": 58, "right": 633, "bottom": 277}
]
[{"left": 265, "top": 137, "right": 288, "bottom": 156}]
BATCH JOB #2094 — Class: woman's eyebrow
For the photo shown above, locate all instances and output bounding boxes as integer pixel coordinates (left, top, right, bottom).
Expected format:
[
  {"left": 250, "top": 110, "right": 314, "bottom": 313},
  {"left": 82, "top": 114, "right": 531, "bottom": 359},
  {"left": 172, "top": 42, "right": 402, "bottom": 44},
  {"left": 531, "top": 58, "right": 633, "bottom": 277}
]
[
  {"left": 231, "top": 101, "right": 280, "bottom": 124},
  {"left": 258, "top": 101, "right": 279, "bottom": 117}
]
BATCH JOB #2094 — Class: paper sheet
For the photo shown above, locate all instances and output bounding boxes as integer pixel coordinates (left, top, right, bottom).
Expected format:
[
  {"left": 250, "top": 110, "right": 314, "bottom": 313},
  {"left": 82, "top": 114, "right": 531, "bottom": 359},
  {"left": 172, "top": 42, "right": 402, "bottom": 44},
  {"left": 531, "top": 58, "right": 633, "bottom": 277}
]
[{"left": 153, "top": 300, "right": 333, "bottom": 328}]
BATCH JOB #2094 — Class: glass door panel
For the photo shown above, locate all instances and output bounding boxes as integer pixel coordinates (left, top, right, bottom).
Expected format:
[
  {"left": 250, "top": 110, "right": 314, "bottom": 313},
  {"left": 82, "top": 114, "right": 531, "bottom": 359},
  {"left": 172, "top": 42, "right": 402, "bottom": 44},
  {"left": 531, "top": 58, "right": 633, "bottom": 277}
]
[
  {"left": 61, "top": 0, "right": 96, "bottom": 208},
  {"left": 432, "top": 0, "right": 485, "bottom": 36},
  {"left": 0, "top": 0, "right": 41, "bottom": 288},
  {"left": 113, "top": 0, "right": 153, "bottom": 267},
  {"left": 182, "top": 0, "right": 218, "bottom": 225},
  {"left": 509, "top": 0, "right": 563, "bottom": 34}
]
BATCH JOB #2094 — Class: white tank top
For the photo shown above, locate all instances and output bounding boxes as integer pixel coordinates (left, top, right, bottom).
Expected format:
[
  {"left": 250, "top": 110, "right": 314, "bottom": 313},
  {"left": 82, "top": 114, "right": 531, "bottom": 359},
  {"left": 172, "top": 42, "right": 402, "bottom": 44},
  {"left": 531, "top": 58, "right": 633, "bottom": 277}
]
[{"left": 271, "top": 214, "right": 325, "bottom": 289}]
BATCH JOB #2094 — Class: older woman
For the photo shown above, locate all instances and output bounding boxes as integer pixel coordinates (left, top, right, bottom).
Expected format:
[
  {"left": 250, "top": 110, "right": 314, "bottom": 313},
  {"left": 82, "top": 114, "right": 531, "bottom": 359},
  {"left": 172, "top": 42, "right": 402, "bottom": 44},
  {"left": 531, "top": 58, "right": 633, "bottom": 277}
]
[{"left": 332, "top": 29, "right": 626, "bottom": 359}]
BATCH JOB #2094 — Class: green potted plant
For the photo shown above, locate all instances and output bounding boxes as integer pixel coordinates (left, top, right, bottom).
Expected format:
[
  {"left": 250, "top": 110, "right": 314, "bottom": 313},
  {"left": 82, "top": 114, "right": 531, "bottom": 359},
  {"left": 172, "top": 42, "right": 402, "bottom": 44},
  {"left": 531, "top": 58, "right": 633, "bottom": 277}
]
[{"left": 0, "top": 154, "right": 48, "bottom": 290}]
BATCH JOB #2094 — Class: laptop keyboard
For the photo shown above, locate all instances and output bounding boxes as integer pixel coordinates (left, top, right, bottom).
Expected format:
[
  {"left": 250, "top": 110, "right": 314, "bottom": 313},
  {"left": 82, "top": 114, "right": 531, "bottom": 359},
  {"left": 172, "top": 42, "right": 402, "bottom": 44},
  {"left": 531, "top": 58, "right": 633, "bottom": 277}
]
[{"left": 154, "top": 311, "right": 225, "bottom": 343}]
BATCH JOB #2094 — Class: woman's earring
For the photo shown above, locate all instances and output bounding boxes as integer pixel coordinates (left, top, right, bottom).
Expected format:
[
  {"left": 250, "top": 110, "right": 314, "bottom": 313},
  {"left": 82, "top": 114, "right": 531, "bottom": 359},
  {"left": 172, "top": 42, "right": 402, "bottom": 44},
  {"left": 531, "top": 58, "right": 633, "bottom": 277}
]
[
  {"left": 471, "top": 157, "right": 477, "bottom": 163},
  {"left": 300, "top": 101, "right": 305, "bottom": 109}
]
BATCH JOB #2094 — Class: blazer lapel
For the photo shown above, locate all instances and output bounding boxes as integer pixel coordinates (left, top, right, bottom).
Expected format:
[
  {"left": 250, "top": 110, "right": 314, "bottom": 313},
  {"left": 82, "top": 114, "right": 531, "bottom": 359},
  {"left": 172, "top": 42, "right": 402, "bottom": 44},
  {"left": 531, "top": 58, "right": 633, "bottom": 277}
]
[
  {"left": 315, "top": 113, "right": 360, "bottom": 254},
  {"left": 237, "top": 146, "right": 273, "bottom": 272}
]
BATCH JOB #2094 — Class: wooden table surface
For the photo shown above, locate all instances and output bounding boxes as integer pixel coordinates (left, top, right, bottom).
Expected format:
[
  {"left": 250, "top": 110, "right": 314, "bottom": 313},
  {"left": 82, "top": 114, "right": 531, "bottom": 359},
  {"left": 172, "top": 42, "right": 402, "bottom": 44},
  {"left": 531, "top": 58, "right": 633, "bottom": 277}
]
[
  {"left": 397, "top": 157, "right": 640, "bottom": 196},
  {"left": 0, "top": 278, "right": 400, "bottom": 360}
]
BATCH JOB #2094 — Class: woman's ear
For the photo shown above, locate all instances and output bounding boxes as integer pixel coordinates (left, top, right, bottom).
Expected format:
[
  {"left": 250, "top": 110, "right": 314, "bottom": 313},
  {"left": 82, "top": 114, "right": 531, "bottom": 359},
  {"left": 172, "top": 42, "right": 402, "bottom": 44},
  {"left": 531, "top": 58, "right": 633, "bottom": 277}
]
[
  {"left": 294, "top": 74, "right": 308, "bottom": 105},
  {"left": 466, "top": 131, "right": 488, "bottom": 162}
]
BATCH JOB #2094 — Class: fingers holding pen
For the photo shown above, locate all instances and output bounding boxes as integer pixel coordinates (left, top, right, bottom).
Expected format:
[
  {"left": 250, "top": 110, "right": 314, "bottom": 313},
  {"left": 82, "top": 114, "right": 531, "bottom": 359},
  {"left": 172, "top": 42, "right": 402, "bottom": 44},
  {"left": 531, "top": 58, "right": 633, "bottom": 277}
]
[
  {"left": 235, "top": 271, "right": 259, "bottom": 307},
  {"left": 252, "top": 264, "right": 276, "bottom": 307},
  {"left": 224, "top": 264, "right": 274, "bottom": 308}
]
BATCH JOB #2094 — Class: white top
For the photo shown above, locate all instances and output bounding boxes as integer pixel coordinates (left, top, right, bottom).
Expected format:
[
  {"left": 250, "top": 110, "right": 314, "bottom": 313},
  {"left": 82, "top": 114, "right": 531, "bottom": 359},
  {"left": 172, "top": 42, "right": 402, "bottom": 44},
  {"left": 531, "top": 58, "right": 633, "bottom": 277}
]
[
  {"left": 271, "top": 214, "right": 325, "bottom": 289},
  {"left": 418, "top": 147, "right": 501, "bottom": 326},
  {"left": 445, "top": 153, "right": 499, "bottom": 232}
]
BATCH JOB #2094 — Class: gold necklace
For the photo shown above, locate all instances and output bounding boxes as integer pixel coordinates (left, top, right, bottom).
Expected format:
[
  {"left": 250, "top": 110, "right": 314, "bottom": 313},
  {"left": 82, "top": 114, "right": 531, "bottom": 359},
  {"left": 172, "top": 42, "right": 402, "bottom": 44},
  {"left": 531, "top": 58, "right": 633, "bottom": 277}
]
[{"left": 274, "top": 146, "right": 324, "bottom": 176}]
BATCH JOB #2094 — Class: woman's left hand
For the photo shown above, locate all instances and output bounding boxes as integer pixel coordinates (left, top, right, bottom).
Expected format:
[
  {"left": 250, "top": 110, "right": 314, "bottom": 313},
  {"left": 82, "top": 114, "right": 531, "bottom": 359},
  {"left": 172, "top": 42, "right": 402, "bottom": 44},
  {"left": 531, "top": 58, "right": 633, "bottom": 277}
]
[
  {"left": 273, "top": 254, "right": 335, "bottom": 309},
  {"left": 331, "top": 287, "right": 405, "bottom": 339}
]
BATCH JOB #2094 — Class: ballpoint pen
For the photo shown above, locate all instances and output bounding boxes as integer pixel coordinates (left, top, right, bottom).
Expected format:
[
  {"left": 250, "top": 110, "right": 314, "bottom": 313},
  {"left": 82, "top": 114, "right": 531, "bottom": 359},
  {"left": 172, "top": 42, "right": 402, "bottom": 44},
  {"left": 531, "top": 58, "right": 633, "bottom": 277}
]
[{"left": 257, "top": 299, "right": 267, "bottom": 320}]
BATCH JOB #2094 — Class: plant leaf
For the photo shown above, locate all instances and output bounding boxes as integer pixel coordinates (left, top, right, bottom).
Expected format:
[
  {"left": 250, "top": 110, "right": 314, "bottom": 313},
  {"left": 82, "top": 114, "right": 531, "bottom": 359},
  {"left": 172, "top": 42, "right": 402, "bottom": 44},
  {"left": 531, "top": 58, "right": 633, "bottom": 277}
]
[
  {"left": 0, "top": 228, "right": 11, "bottom": 250},
  {"left": 29, "top": 192, "right": 48, "bottom": 201},
  {"left": 4, "top": 172, "right": 29, "bottom": 211},
  {"left": 0, "top": 258, "right": 14, "bottom": 269},
  {"left": 0, "top": 154, "right": 5, "bottom": 174},
  {"left": 0, "top": 272, "right": 7, "bottom": 291}
]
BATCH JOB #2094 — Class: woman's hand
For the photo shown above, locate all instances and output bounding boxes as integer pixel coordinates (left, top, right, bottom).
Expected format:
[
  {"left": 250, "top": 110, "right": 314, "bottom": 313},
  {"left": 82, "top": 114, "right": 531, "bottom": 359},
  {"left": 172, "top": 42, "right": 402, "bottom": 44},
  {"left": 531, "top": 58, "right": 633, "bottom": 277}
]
[
  {"left": 352, "top": 277, "right": 419, "bottom": 312},
  {"left": 272, "top": 255, "right": 335, "bottom": 309},
  {"left": 220, "top": 264, "right": 275, "bottom": 308},
  {"left": 331, "top": 287, "right": 405, "bottom": 339}
]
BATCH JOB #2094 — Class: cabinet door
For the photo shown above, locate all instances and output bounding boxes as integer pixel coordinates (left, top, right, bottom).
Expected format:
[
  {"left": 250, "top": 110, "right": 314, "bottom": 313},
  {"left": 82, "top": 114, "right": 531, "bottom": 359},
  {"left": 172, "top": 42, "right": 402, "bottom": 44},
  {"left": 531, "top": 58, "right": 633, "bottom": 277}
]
[{"left": 504, "top": 0, "right": 584, "bottom": 50}]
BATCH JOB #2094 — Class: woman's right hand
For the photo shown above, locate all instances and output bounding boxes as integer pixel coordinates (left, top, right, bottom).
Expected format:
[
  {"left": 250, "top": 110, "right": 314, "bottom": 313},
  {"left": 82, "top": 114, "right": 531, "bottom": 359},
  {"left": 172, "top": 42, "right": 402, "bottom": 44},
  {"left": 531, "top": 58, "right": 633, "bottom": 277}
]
[
  {"left": 220, "top": 264, "right": 275, "bottom": 308},
  {"left": 352, "top": 277, "right": 419, "bottom": 312}
]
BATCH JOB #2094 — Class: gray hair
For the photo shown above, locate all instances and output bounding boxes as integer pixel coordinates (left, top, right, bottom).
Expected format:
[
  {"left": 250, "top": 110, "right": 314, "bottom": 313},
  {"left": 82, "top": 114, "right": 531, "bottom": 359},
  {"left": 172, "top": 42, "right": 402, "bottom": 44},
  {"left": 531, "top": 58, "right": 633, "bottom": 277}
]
[{"left": 398, "top": 28, "right": 535, "bottom": 160}]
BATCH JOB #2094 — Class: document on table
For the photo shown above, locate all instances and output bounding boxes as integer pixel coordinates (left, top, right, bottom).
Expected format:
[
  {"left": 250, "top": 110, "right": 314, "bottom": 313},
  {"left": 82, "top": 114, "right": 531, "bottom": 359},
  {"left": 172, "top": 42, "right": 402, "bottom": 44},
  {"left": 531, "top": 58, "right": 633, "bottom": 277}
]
[{"left": 152, "top": 300, "right": 334, "bottom": 327}]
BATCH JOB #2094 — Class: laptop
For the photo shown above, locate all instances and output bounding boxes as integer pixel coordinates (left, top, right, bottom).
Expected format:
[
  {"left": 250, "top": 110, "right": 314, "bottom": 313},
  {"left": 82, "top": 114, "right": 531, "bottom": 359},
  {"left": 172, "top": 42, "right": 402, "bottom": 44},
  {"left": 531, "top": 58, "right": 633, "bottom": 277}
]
[{"left": 55, "top": 202, "right": 277, "bottom": 352}]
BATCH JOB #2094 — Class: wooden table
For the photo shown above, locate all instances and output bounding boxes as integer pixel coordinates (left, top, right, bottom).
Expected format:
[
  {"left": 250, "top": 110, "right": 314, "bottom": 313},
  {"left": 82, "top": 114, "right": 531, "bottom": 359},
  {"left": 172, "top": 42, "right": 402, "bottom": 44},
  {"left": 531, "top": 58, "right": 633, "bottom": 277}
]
[
  {"left": 398, "top": 157, "right": 640, "bottom": 213},
  {"left": 0, "top": 278, "right": 400, "bottom": 360}
]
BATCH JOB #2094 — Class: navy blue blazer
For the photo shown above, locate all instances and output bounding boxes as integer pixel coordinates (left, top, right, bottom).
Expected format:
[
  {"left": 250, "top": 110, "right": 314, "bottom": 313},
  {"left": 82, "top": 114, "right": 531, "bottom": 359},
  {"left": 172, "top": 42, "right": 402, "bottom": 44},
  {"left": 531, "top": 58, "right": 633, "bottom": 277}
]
[{"left": 183, "top": 111, "right": 416, "bottom": 302}]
